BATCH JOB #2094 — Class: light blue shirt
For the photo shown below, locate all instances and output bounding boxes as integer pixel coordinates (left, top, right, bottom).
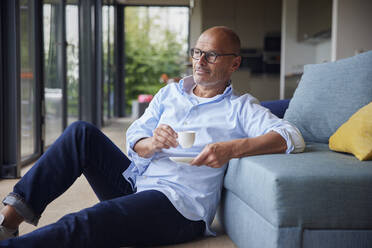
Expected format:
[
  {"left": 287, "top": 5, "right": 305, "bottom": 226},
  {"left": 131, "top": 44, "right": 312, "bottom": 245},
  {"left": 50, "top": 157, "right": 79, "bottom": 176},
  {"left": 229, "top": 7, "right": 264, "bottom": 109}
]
[{"left": 123, "top": 75, "right": 305, "bottom": 235}]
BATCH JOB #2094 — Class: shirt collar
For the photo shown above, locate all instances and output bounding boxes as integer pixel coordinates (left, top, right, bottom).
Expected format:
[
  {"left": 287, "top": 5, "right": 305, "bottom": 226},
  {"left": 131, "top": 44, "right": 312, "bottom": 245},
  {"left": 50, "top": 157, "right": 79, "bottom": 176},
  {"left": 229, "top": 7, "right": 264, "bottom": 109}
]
[{"left": 179, "top": 75, "right": 232, "bottom": 97}]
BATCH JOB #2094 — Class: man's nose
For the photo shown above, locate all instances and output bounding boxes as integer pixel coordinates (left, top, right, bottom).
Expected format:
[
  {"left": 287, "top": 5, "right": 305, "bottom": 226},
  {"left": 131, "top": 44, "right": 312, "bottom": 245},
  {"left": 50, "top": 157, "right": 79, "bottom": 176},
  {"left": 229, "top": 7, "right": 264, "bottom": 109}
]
[{"left": 197, "top": 53, "right": 208, "bottom": 65}]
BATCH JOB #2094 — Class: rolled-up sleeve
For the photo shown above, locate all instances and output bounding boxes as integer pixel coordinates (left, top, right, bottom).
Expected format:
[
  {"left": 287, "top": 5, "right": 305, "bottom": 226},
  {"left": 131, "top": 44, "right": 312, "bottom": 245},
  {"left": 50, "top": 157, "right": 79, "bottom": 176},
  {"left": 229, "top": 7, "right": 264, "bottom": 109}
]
[
  {"left": 240, "top": 98, "right": 305, "bottom": 154},
  {"left": 124, "top": 88, "right": 164, "bottom": 182},
  {"left": 270, "top": 122, "right": 305, "bottom": 154}
]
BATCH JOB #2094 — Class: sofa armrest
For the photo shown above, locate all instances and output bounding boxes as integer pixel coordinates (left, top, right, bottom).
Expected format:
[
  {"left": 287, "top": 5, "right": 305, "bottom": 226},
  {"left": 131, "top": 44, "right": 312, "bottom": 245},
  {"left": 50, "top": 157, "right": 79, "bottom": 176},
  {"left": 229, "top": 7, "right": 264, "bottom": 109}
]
[{"left": 261, "top": 99, "right": 290, "bottom": 118}]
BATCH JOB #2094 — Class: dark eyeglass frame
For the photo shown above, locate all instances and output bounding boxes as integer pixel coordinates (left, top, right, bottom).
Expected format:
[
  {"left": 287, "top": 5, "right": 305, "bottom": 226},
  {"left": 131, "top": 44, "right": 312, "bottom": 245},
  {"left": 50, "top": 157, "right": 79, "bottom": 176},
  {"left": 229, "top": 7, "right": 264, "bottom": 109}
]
[{"left": 190, "top": 48, "right": 239, "bottom": 63}]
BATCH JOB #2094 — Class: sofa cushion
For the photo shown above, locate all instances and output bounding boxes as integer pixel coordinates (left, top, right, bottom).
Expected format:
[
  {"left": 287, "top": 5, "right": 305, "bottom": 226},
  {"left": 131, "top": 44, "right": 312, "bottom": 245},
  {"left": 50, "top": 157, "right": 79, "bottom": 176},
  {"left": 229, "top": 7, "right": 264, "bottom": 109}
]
[
  {"left": 329, "top": 102, "right": 372, "bottom": 161},
  {"left": 284, "top": 51, "right": 372, "bottom": 143},
  {"left": 224, "top": 142, "right": 372, "bottom": 229}
]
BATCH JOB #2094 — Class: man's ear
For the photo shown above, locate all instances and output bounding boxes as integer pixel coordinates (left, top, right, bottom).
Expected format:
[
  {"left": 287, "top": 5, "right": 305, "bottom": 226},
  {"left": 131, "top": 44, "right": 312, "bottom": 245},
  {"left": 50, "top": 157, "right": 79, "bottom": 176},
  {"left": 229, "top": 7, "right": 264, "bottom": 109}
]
[{"left": 231, "top": 56, "right": 241, "bottom": 72}]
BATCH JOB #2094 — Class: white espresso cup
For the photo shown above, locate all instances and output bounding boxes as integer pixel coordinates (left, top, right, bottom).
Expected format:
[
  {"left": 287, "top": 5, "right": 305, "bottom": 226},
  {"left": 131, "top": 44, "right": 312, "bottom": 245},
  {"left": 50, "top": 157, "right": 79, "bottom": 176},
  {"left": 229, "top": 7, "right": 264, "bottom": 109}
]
[{"left": 178, "top": 131, "right": 196, "bottom": 148}]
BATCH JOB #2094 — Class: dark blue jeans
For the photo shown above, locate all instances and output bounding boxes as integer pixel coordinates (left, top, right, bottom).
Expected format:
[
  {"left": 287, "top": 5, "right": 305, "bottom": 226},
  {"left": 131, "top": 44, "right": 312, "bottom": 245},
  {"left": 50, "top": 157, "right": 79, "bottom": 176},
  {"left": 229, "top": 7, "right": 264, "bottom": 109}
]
[{"left": 0, "top": 121, "right": 204, "bottom": 248}]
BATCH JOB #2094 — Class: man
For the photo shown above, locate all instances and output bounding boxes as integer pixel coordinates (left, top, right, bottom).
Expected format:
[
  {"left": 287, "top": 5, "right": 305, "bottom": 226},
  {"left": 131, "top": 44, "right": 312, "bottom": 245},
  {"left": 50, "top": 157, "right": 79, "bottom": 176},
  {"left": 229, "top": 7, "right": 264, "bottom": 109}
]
[{"left": 0, "top": 26, "right": 305, "bottom": 247}]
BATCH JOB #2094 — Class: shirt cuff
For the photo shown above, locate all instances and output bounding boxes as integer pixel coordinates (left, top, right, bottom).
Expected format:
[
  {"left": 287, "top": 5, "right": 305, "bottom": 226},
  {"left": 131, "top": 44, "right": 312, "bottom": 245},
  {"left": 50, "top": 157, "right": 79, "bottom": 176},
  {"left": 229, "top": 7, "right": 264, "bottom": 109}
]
[
  {"left": 270, "top": 127, "right": 305, "bottom": 154},
  {"left": 127, "top": 134, "right": 155, "bottom": 173}
]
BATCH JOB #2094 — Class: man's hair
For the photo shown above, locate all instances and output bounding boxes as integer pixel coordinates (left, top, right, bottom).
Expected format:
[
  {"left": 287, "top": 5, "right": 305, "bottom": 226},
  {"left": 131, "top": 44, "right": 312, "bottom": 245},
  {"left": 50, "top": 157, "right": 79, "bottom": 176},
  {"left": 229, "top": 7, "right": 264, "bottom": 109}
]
[{"left": 205, "top": 26, "right": 241, "bottom": 55}]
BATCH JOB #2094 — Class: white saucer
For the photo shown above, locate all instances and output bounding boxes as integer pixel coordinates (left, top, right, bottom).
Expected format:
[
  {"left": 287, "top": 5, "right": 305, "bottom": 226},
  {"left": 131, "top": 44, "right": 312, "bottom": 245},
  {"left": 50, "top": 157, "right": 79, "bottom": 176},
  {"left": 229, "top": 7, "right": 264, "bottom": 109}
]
[{"left": 169, "top": 157, "right": 194, "bottom": 164}]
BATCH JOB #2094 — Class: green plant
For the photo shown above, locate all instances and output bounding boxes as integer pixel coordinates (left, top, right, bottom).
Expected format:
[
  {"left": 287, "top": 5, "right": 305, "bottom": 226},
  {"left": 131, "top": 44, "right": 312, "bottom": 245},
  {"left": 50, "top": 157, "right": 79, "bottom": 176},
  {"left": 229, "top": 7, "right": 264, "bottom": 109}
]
[{"left": 124, "top": 7, "right": 188, "bottom": 114}]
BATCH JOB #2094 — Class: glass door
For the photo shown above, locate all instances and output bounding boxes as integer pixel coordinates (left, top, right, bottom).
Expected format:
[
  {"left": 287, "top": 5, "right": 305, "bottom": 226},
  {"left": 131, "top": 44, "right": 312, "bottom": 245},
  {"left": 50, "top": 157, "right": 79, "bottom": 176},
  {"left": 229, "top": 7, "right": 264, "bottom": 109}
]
[
  {"left": 66, "top": 1, "right": 79, "bottom": 125},
  {"left": 20, "top": 0, "right": 37, "bottom": 159},
  {"left": 102, "top": 5, "right": 115, "bottom": 124},
  {"left": 43, "top": 0, "right": 80, "bottom": 146},
  {"left": 43, "top": 0, "right": 64, "bottom": 146}
]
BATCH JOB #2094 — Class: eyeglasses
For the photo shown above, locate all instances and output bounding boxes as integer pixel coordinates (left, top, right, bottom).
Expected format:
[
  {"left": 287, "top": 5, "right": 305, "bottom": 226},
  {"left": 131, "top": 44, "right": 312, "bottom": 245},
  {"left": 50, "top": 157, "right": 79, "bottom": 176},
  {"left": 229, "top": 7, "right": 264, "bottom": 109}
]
[{"left": 190, "top": 48, "right": 238, "bottom": 63}]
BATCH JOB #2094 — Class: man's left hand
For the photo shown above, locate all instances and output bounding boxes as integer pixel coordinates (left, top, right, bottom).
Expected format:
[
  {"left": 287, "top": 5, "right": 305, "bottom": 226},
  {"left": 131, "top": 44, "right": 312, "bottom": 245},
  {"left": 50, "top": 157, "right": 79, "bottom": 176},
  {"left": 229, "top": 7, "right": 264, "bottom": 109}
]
[{"left": 190, "top": 142, "right": 231, "bottom": 168}]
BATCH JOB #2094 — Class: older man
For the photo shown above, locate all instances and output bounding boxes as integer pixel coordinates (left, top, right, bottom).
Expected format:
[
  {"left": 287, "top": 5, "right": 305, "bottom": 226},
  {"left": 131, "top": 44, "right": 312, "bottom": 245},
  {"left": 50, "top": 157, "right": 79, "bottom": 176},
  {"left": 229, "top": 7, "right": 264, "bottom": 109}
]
[{"left": 0, "top": 26, "right": 304, "bottom": 247}]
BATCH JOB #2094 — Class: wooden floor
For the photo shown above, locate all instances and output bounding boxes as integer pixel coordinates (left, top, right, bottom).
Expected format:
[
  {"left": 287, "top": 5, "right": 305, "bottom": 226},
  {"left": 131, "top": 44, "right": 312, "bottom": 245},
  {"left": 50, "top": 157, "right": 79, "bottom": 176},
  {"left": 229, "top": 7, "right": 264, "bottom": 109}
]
[{"left": 0, "top": 118, "right": 236, "bottom": 248}]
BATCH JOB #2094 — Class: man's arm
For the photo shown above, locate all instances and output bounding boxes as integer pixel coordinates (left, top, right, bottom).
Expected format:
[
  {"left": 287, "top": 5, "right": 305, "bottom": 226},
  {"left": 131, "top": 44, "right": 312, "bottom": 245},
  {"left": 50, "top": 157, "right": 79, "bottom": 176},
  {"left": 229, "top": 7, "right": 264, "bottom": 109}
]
[{"left": 190, "top": 131, "right": 287, "bottom": 168}]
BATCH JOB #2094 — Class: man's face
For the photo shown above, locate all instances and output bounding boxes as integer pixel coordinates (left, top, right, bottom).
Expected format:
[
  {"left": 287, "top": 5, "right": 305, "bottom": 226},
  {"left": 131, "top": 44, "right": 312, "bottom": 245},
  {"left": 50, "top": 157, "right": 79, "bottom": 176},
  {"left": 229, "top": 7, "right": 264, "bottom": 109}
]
[{"left": 192, "top": 32, "right": 240, "bottom": 87}]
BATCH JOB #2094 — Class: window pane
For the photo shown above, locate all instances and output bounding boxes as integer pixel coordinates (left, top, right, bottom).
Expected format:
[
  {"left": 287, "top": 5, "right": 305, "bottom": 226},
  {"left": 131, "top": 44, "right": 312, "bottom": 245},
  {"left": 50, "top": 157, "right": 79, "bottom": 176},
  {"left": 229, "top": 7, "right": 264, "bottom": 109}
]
[
  {"left": 66, "top": 3, "right": 79, "bottom": 125},
  {"left": 20, "top": 0, "right": 36, "bottom": 158},
  {"left": 124, "top": 7, "right": 189, "bottom": 115},
  {"left": 102, "top": 6, "right": 109, "bottom": 122},
  {"left": 43, "top": 3, "right": 63, "bottom": 146},
  {"left": 109, "top": 6, "right": 115, "bottom": 119},
  {"left": 102, "top": 5, "right": 115, "bottom": 123}
]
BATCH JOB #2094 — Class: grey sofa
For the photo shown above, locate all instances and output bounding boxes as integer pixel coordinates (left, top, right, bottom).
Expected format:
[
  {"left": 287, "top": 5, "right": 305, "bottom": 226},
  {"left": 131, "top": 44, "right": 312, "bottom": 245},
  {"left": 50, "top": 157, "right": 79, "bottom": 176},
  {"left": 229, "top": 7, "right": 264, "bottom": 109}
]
[{"left": 219, "top": 51, "right": 372, "bottom": 248}]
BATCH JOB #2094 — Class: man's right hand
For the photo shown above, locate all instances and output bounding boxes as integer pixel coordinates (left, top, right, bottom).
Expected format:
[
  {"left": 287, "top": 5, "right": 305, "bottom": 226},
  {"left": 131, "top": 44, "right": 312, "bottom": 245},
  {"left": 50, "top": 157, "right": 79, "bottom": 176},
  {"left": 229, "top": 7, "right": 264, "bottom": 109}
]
[
  {"left": 133, "top": 124, "right": 178, "bottom": 158},
  {"left": 151, "top": 124, "right": 179, "bottom": 151}
]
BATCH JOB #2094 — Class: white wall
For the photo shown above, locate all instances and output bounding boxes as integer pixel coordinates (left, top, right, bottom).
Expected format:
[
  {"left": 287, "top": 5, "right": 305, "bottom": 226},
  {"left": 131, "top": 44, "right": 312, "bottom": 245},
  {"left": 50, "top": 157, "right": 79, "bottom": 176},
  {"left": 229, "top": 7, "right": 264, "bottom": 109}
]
[
  {"left": 332, "top": 0, "right": 372, "bottom": 60},
  {"left": 189, "top": 0, "right": 202, "bottom": 49},
  {"left": 281, "top": 0, "right": 316, "bottom": 76},
  {"left": 280, "top": 0, "right": 332, "bottom": 98},
  {"left": 280, "top": 0, "right": 316, "bottom": 98},
  {"left": 315, "top": 40, "right": 332, "bottom": 64}
]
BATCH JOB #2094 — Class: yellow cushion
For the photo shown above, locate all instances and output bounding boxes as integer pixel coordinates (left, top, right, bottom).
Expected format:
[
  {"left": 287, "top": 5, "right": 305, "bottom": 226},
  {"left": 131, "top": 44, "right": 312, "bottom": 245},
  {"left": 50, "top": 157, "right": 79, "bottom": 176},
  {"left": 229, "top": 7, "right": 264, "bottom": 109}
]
[{"left": 329, "top": 102, "right": 372, "bottom": 161}]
